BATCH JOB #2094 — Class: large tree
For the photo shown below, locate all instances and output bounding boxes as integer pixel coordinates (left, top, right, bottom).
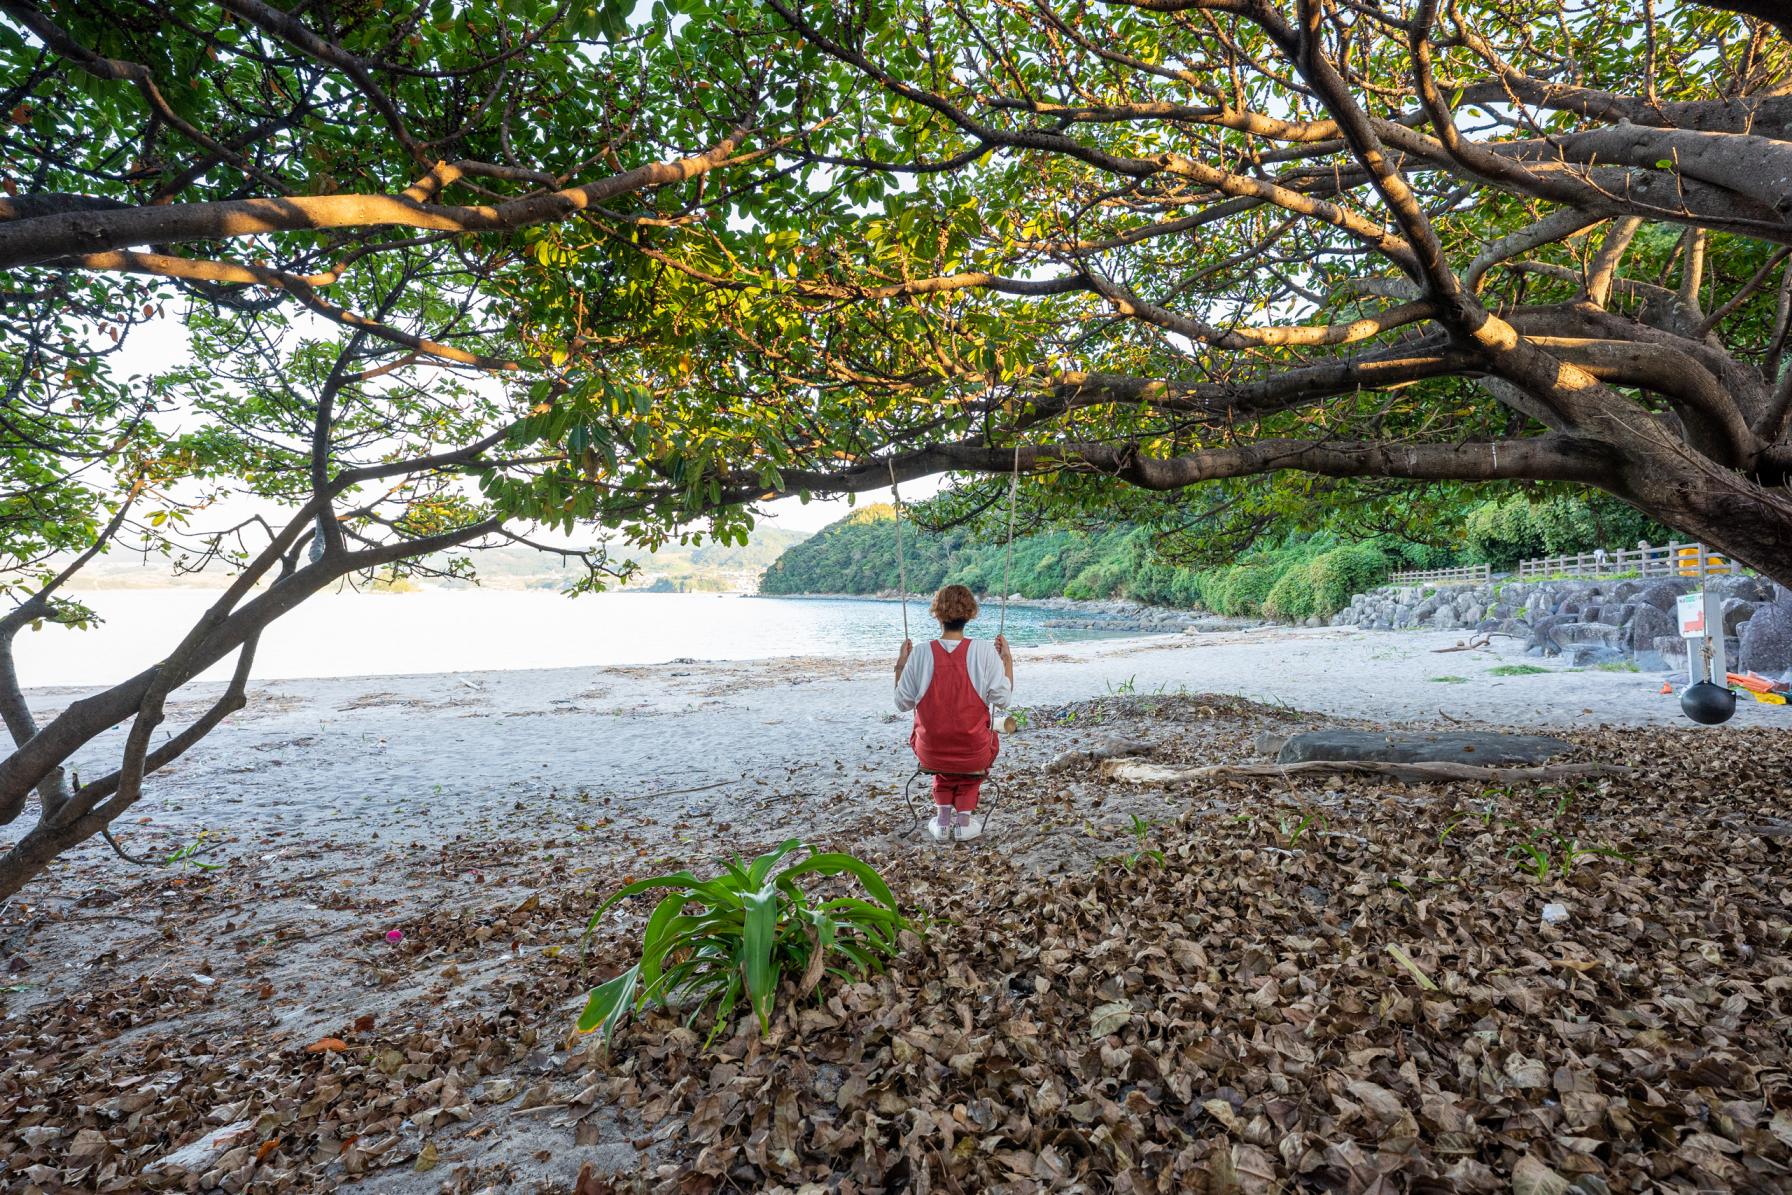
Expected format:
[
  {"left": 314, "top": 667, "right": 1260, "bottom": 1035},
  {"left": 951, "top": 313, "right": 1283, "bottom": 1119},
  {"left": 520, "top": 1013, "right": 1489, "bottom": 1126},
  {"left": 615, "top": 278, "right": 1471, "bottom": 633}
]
[{"left": 6, "top": 0, "right": 1792, "bottom": 899}]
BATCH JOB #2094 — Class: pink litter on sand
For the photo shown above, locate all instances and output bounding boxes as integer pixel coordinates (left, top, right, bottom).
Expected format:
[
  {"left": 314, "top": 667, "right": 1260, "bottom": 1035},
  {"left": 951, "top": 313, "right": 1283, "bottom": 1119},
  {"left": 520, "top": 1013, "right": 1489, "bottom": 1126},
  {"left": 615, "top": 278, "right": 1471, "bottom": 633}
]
[{"left": 385, "top": 929, "right": 404, "bottom": 944}]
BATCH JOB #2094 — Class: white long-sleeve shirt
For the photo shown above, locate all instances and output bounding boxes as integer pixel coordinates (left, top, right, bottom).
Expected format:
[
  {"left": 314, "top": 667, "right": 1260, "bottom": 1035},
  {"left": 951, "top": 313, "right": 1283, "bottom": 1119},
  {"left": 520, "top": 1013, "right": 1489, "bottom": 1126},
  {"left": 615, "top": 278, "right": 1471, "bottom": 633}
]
[{"left": 894, "top": 638, "right": 1012, "bottom": 713}]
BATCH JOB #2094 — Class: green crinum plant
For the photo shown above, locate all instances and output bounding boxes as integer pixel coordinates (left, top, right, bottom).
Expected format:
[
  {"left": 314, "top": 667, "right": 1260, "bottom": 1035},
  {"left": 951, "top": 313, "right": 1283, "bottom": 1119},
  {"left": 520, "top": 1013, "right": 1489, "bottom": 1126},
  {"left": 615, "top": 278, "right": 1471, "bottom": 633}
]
[{"left": 577, "top": 840, "right": 909, "bottom": 1046}]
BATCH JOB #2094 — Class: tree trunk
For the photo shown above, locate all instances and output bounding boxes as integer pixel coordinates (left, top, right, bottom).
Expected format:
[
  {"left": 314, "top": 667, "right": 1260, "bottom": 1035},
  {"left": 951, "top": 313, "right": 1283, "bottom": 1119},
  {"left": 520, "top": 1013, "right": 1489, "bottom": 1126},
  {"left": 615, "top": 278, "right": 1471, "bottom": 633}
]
[{"left": 1614, "top": 449, "right": 1792, "bottom": 590}]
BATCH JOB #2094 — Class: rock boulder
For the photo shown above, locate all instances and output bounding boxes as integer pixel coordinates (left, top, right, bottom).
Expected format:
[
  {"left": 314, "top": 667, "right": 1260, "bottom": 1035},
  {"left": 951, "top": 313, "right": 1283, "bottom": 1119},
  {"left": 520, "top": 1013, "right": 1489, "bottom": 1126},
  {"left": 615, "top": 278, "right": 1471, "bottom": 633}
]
[
  {"left": 1739, "top": 598, "right": 1792, "bottom": 676},
  {"left": 1277, "top": 730, "right": 1573, "bottom": 767}
]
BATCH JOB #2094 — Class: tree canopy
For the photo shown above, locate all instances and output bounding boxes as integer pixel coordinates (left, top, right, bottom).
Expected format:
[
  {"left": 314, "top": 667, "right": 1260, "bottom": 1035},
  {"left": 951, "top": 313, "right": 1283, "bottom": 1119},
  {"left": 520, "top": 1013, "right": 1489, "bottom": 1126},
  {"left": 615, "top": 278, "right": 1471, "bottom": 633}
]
[{"left": 614, "top": 0, "right": 1792, "bottom": 583}]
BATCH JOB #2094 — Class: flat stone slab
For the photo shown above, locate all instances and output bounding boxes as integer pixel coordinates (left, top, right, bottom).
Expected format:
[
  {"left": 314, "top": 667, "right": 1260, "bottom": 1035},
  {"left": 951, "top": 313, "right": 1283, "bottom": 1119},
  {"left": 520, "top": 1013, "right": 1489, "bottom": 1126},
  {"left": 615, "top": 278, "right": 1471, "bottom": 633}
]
[{"left": 1277, "top": 729, "right": 1572, "bottom": 766}]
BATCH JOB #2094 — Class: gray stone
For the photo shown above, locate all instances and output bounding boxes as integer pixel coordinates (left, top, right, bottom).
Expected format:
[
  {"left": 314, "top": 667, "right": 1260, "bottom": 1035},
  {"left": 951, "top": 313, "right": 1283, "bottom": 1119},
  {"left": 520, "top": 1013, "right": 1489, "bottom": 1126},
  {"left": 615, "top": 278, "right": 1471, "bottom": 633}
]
[
  {"left": 1571, "top": 646, "right": 1627, "bottom": 667},
  {"left": 1611, "top": 580, "right": 1642, "bottom": 603},
  {"left": 1461, "top": 603, "right": 1484, "bottom": 624},
  {"left": 1654, "top": 635, "right": 1689, "bottom": 670},
  {"left": 1709, "top": 575, "right": 1774, "bottom": 603},
  {"left": 1625, "top": 604, "right": 1676, "bottom": 655},
  {"left": 1638, "top": 578, "right": 1697, "bottom": 611},
  {"left": 1720, "top": 598, "right": 1758, "bottom": 638},
  {"left": 1528, "top": 613, "right": 1578, "bottom": 656},
  {"left": 1277, "top": 729, "right": 1573, "bottom": 766},
  {"left": 1549, "top": 621, "right": 1620, "bottom": 654},
  {"left": 1254, "top": 730, "right": 1291, "bottom": 757}
]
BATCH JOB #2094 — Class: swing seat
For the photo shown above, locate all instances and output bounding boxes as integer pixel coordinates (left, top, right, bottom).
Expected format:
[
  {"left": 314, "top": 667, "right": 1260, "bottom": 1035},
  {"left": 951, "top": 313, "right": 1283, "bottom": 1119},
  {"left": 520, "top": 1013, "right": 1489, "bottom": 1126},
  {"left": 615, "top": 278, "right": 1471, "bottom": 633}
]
[{"left": 901, "top": 767, "right": 1002, "bottom": 841}]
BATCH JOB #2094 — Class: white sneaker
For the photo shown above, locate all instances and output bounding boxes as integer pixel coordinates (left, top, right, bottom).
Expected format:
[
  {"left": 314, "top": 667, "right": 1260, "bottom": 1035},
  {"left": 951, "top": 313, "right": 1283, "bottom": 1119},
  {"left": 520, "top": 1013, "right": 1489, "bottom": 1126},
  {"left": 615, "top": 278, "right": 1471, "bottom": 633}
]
[
  {"left": 954, "top": 816, "right": 983, "bottom": 841},
  {"left": 927, "top": 819, "right": 954, "bottom": 843}
]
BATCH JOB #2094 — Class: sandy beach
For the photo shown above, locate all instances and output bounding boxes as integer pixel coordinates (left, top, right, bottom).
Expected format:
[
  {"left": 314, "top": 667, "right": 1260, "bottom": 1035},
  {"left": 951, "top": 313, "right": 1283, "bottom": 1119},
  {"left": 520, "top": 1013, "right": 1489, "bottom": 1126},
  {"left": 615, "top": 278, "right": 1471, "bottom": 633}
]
[
  {"left": 4, "top": 623, "right": 1787, "bottom": 1192},
  {"left": 16, "top": 621, "right": 1775, "bottom": 853}
]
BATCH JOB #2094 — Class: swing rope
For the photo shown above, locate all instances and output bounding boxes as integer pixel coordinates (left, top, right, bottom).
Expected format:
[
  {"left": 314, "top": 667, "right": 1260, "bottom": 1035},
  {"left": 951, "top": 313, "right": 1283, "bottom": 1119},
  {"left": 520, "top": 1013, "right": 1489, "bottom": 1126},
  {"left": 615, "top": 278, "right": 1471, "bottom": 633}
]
[
  {"left": 888, "top": 457, "right": 908, "bottom": 640},
  {"left": 889, "top": 448, "right": 1021, "bottom": 639},
  {"left": 998, "top": 442, "right": 1020, "bottom": 637}
]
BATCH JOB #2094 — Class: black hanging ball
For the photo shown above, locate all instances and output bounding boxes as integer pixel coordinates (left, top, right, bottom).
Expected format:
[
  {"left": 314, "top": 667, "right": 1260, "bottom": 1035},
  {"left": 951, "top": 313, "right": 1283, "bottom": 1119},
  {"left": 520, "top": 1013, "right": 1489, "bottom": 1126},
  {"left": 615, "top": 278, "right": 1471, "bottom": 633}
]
[{"left": 1681, "top": 680, "right": 1737, "bottom": 725}]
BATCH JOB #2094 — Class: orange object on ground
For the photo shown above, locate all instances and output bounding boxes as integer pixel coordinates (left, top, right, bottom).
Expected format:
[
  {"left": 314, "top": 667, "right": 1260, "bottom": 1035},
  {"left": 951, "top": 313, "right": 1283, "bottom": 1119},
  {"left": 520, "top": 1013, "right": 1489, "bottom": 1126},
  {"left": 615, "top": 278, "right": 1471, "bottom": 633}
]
[
  {"left": 1660, "top": 681, "right": 1673, "bottom": 694},
  {"left": 1727, "top": 671, "right": 1784, "bottom": 694}
]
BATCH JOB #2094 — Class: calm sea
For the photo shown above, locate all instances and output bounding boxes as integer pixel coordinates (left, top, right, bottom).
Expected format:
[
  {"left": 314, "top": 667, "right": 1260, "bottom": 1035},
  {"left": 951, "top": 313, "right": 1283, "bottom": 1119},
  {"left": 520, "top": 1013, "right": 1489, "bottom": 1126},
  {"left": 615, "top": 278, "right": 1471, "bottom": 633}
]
[{"left": 14, "top": 590, "right": 1141, "bottom": 687}]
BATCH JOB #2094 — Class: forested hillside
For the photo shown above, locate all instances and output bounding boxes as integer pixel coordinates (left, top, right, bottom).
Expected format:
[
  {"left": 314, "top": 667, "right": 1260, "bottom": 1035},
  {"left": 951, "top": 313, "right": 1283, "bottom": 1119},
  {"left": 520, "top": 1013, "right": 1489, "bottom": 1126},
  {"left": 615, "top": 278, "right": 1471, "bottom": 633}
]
[
  {"left": 760, "top": 493, "right": 1669, "bottom": 620},
  {"left": 758, "top": 505, "right": 1392, "bottom": 615}
]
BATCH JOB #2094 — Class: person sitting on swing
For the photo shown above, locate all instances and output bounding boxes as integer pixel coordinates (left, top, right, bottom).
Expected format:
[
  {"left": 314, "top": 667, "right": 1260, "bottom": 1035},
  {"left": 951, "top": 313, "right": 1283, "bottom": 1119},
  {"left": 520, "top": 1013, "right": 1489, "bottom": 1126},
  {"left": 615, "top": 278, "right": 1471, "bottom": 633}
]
[{"left": 894, "top": 584, "right": 1014, "bottom": 842}]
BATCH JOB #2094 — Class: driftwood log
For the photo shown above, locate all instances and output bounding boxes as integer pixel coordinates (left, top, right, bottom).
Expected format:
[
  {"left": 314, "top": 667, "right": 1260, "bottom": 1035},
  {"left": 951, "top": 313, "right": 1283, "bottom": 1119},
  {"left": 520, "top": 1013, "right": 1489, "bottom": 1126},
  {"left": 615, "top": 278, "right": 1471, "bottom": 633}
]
[
  {"left": 1430, "top": 634, "right": 1492, "bottom": 653},
  {"left": 1098, "top": 758, "right": 1635, "bottom": 786},
  {"left": 1044, "top": 736, "right": 1155, "bottom": 774}
]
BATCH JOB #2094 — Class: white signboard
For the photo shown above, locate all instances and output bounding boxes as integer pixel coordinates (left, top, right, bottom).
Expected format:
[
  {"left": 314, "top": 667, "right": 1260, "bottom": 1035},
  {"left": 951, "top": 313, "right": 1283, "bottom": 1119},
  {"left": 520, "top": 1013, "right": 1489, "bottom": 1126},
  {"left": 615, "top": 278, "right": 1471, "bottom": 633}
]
[
  {"left": 1678, "top": 588, "right": 1727, "bottom": 683},
  {"left": 1677, "top": 592, "right": 1707, "bottom": 639}
]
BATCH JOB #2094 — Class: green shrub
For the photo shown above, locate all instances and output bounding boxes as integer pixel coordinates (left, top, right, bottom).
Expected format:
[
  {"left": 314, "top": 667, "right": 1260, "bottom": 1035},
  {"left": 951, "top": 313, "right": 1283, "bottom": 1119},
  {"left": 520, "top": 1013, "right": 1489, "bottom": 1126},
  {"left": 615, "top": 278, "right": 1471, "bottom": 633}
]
[
  {"left": 944, "top": 564, "right": 987, "bottom": 592},
  {"left": 1063, "top": 564, "right": 1108, "bottom": 601},
  {"left": 1199, "top": 562, "right": 1280, "bottom": 616},
  {"left": 1306, "top": 543, "right": 1391, "bottom": 614},
  {"left": 1263, "top": 563, "right": 1318, "bottom": 621},
  {"left": 577, "top": 840, "right": 908, "bottom": 1045},
  {"left": 1168, "top": 568, "right": 1203, "bottom": 609},
  {"left": 1464, "top": 493, "right": 1673, "bottom": 568},
  {"left": 1126, "top": 561, "right": 1180, "bottom": 605},
  {"left": 1464, "top": 497, "right": 1547, "bottom": 569}
]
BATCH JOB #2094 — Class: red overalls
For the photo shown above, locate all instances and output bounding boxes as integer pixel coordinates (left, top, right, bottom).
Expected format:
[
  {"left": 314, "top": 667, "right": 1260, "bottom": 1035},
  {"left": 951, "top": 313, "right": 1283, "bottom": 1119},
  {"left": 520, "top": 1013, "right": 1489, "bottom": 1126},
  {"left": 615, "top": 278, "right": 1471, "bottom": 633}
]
[{"left": 910, "top": 639, "right": 1000, "bottom": 812}]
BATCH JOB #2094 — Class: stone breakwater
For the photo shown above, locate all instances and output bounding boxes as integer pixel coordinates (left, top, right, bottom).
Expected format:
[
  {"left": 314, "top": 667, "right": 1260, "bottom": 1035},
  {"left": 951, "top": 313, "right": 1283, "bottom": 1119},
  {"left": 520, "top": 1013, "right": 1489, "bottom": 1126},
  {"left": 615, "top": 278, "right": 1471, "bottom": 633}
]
[
  {"left": 1333, "top": 575, "right": 1792, "bottom": 680},
  {"left": 1031, "top": 598, "right": 1261, "bottom": 636}
]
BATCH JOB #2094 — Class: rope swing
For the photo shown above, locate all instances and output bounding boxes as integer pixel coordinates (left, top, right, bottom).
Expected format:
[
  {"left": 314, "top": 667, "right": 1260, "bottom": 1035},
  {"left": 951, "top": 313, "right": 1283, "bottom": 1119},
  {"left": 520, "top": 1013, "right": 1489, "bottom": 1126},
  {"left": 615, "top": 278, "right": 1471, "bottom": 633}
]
[
  {"left": 888, "top": 447, "right": 1023, "bottom": 635},
  {"left": 890, "top": 445, "right": 1026, "bottom": 838},
  {"left": 998, "top": 442, "right": 1020, "bottom": 638},
  {"left": 888, "top": 457, "right": 909, "bottom": 640}
]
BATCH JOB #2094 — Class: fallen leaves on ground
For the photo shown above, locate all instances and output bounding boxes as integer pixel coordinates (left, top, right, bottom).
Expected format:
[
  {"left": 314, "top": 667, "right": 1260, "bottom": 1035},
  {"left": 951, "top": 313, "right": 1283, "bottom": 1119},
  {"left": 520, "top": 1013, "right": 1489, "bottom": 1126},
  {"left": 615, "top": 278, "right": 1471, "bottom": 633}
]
[
  {"left": 586, "top": 720, "right": 1792, "bottom": 1193},
  {"left": 1, "top": 707, "right": 1788, "bottom": 1194}
]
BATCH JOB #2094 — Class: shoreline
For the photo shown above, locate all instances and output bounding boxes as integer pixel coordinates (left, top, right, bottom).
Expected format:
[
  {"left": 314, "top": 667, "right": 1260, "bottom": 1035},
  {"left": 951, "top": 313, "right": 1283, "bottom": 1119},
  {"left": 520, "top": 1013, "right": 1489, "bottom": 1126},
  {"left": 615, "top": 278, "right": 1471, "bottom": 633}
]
[
  {"left": 16, "top": 625, "right": 1773, "bottom": 840},
  {"left": 12, "top": 589, "right": 1194, "bottom": 691}
]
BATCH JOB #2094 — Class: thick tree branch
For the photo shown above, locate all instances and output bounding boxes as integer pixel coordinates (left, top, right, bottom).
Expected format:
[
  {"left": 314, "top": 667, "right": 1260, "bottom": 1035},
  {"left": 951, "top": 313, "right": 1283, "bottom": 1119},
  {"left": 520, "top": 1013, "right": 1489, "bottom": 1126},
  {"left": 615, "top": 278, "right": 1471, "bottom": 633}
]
[{"left": 0, "top": 131, "right": 753, "bottom": 270}]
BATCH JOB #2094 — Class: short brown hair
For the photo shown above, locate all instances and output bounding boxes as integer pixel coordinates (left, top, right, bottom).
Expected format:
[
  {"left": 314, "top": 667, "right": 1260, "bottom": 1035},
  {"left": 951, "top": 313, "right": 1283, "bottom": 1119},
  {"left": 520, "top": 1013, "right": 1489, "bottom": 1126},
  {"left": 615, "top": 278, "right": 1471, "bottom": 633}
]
[{"left": 930, "top": 584, "right": 979, "bottom": 629}]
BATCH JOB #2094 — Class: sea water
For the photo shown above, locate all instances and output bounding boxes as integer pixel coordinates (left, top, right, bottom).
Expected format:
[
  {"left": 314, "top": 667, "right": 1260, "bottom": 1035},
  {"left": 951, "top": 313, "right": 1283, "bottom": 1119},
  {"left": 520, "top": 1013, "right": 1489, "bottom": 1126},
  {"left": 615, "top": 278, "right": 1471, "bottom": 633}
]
[{"left": 12, "top": 589, "right": 1153, "bottom": 687}]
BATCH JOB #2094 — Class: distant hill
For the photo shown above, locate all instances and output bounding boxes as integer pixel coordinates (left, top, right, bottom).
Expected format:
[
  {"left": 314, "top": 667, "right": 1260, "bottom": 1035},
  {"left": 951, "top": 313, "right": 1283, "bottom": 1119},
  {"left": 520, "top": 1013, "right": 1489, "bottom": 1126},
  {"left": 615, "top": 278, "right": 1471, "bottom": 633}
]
[
  {"left": 67, "top": 527, "right": 811, "bottom": 593},
  {"left": 759, "top": 505, "right": 1167, "bottom": 600}
]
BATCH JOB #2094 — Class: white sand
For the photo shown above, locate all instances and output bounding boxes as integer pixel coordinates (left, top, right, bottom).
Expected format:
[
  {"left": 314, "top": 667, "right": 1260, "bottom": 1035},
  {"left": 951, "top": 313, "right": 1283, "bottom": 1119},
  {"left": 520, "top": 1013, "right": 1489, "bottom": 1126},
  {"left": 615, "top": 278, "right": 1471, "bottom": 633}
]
[{"left": 15, "top": 623, "right": 1775, "bottom": 851}]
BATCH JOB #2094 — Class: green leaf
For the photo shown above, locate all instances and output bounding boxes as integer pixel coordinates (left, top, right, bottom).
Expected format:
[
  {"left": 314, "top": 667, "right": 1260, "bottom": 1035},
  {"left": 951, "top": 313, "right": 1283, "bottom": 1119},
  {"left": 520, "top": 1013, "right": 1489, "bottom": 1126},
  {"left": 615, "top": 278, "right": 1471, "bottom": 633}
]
[
  {"left": 740, "top": 884, "right": 781, "bottom": 1032},
  {"left": 577, "top": 964, "right": 641, "bottom": 1039},
  {"left": 781, "top": 852, "right": 899, "bottom": 910}
]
